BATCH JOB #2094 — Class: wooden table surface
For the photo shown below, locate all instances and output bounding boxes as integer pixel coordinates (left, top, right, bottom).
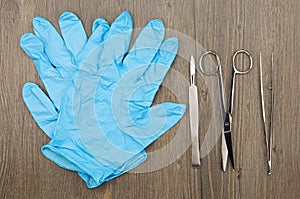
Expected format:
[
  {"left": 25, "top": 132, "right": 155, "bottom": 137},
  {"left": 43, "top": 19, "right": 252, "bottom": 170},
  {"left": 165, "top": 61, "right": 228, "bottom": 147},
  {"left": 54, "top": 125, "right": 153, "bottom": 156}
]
[{"left": 1, "top": 0, "right": 299, "bottom": 198}]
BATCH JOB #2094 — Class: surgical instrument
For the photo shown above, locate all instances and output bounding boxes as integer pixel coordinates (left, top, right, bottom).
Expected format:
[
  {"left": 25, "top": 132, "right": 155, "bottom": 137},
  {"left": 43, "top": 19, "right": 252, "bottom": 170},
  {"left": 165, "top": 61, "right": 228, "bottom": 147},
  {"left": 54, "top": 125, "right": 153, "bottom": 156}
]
[
  {"left": 189, "top": 55, "right": 201, "bottom": 167},
  {"left": 259, "top": 53, "right": 274, "bottom": 175},
  {"left": 199, "top": 49, "right": 253, "bottom": 171}
]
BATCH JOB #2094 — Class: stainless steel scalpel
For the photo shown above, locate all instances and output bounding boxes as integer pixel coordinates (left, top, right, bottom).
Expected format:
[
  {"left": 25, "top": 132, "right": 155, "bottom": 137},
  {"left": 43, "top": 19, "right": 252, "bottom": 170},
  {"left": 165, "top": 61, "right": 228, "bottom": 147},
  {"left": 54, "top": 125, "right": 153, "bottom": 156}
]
[{"left": 189, "top": 55, "right": 201, "bottom": 167}]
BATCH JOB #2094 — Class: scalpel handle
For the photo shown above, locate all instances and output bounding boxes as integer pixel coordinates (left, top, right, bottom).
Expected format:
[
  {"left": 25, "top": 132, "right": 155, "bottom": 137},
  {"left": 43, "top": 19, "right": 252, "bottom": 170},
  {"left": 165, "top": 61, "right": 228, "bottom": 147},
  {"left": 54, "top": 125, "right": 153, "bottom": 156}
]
[{"left": 189, "top": 85, "right": 201, "bottom": 167}]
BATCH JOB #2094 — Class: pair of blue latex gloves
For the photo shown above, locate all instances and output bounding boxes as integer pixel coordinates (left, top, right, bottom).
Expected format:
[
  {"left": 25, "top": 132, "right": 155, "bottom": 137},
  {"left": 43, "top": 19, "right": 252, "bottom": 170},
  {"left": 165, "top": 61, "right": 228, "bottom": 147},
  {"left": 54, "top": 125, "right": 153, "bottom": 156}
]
[{"left": 21, "top": 11, "right": 185, "bottom": 188}]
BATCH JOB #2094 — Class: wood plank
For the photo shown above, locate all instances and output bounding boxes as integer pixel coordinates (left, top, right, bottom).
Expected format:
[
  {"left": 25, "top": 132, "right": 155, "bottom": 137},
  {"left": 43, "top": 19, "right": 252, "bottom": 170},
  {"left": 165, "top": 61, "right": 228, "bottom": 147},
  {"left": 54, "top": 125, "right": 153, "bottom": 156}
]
[
  {"left": 194, "top": 0, "right": 300, "bottom": 198},
  {"left": 0, "top": 0, "right": 196, "bottom": 198},
  {"left": 0, "top": 0, "right": 299, "bottom": 198}
]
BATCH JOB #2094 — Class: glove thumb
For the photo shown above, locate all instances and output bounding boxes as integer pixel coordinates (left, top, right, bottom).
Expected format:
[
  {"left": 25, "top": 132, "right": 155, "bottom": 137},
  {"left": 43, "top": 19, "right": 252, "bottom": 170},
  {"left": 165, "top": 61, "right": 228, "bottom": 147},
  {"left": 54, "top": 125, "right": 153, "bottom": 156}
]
[
  {"left": 22, "top": 82, "right": 58, "bottom": 138},
  {"left": 136, "top": 102, "right": 186, "bottom": 148}
]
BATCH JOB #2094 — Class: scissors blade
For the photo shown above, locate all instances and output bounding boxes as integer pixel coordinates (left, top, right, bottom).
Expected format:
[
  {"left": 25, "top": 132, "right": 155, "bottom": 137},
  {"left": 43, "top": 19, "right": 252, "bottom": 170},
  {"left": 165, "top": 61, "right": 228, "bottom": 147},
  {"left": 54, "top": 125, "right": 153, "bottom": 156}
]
[
  {"left": 224, "top": 131, "right": 234, "bottom": 170},
  {"left": 224, "top": 112, "right": 234, "bottom": 170},
  {"left": 221, "top": 128, "right": 228, "bottom": 171}
]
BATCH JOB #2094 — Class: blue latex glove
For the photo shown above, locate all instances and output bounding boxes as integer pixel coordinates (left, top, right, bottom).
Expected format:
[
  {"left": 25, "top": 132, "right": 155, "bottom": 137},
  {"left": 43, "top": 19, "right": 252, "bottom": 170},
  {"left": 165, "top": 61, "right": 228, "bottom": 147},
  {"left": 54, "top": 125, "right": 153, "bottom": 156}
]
[
  {"left": 21, "top": 12, "right": 110, "bottom": 137},
  {"left": 22, "top": 11, "right": 186, "bottom": 188},
  {"left": 21, "top": 11, "right": 113, "bottom": 182}
]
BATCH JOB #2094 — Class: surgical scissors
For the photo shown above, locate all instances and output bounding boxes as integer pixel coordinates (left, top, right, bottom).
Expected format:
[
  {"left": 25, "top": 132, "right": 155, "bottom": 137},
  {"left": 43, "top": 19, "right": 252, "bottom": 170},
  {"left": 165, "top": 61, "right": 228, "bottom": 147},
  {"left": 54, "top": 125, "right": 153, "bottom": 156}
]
[{"left": 199, "top": 49, "right": 253, "bottom": 171}]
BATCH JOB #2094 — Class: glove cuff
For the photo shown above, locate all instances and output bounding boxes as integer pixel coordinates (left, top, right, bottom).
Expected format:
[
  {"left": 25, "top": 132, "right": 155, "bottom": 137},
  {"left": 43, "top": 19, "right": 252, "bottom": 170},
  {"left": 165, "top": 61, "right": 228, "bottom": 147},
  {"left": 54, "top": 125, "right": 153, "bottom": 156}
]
[{"left": 42, "top": 143, "right": 147, "bottom": 188}]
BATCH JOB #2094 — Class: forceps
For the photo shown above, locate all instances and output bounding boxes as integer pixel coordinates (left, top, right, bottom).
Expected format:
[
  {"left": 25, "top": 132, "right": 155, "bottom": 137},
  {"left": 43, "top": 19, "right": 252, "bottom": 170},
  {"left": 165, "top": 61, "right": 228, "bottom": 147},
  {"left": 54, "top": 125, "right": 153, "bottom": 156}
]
[
  {"left": 199, "top": 49, "right": 253, "bottom": 171},
  {"left": 259, "top": 53, "right": 274, "bottom": 174}
]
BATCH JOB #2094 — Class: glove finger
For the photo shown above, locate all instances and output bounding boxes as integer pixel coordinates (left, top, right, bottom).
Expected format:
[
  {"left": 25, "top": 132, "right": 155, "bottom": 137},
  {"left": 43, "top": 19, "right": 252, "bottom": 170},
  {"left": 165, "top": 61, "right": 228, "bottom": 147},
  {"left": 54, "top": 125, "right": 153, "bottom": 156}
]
[
  {"left": 59, "top": 12, "right": 87, "bottom": 57},
  {"left": 92, "top": 18, "right": 109, "bottom": 32},
  {"left": 133, "top": 102, "right": 186, "bottom": 148},
  {"left": 144, "top": 37, "right": 178, "bottom": 84},
  {"left": 22, "top": 82, "right": 58, "bottom": 138},
  {"left": 20, "top": 33, "right": 66, "bottom": 108},
  {"left": 33, "top": 16, "right": 76, "bottom": 76},
  {"left": 20, "top": 33, "right": 60, "bottom": 80},
  {"left": 99, "top": 11, "right": 132, "bottom": 67},
  {"left": 127, "top": 37, "right": 178, "bottom": 108},
  {"left": 89, "top": 18, "right": 110, "bottom": 45},
  {"left": 77, "top": 18, "right": 110, "bottom": 63},
  {"left": 123, "top": 19, "right": 165, "bottom": 72}
]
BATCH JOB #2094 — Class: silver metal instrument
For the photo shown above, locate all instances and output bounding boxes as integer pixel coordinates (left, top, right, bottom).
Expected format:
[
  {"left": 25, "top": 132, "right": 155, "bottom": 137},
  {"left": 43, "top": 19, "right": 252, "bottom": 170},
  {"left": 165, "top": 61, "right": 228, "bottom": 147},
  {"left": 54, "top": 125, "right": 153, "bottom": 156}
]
[
  {"left": 199, "top": 50, "right": 253, "bottom": 171},
  {"left": 259, "top": 53, "right": 274, "bottom": 175},
  {"left": 189, "top": 55, "right": 201, "bottom": 167}
]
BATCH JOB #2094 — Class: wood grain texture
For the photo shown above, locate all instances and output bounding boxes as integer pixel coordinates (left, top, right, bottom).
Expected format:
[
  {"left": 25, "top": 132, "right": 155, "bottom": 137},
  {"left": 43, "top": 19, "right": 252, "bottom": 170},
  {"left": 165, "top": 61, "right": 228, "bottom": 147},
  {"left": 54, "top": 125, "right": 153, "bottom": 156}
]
[{"left": 0, "top": 0, "right": 299, "bottom": 198}]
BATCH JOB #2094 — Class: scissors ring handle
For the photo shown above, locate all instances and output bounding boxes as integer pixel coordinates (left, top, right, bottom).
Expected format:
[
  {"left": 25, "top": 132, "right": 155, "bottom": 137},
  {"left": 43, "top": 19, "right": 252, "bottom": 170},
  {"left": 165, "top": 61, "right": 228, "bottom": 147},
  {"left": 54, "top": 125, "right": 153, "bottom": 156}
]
[
  {"left": 199, "top": 51, "right": 221, "bottom": 76},
  {"left": 232, "top": 49, "right": 253, "bottom": 74}
]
